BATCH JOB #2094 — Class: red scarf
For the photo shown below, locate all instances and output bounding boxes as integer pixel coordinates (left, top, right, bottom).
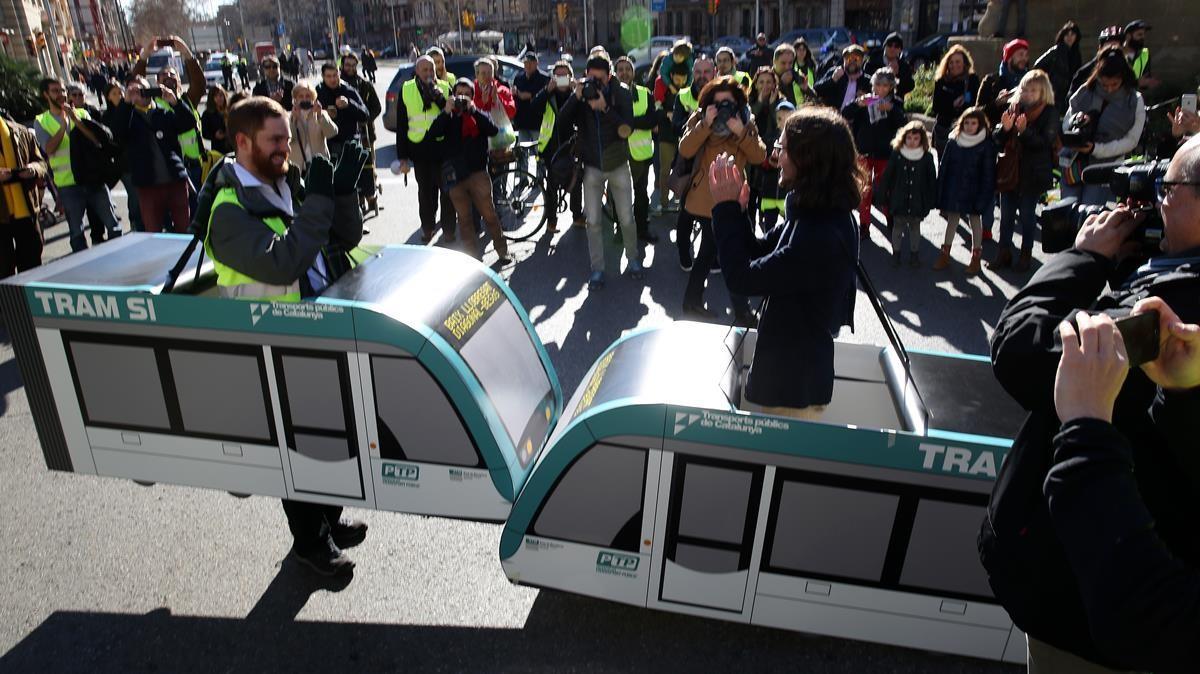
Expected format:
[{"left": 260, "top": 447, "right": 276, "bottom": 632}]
[{"left": 460, "top": 111, "right": 478, "bottom": 138}]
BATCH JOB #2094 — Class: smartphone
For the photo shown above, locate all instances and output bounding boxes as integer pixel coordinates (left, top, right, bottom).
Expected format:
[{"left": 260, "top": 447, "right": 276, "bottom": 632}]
[
  {"left": 1182, "top": 93, "right": 1198, "bottom": 115},
  {"left": 1115, "top": 310, "right": 1160, "bottom": 367},
  {"left": 299, "top": 100, "right": 314, "bottom": 110},
  {"left": 142, "top": 86, "right": 163, "bottom": 99},
  {"left": 156, "top": 38, "right": 172, "bottom": 49}
]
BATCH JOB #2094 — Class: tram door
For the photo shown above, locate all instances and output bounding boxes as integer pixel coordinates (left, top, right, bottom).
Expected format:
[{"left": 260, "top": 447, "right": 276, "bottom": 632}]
[
  {"left": 272, "top": 349, "right": 364, "bottom": 500},
  {"left": 655, "top": 454, "right": 764, "bottom": 614}
]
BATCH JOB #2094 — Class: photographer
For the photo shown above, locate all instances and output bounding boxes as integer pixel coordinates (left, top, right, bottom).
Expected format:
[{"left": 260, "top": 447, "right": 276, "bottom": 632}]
[
  {"left": 531, "top": 60, "right": 583, "bottom": 233},
  {"left": 981, "top": 135, "right": 1200, "bottom": 672},
  {"left": 112, "top": 77, "right": 196, "bottom": 233},
  {"left": 288, "top": 83, "right": 338, "bottom": 172},
  {"left": 427, "top": 78, "right": 510, "bottom": 263},
  {"left": 1060, "top": 49, "right": 1145, "bottom": 207},
  {"left": 395, "top": 56, "right": 454, "bottom": 243},
  {"left": 559, "top": 53, "right": 642, "bottom": 290}
]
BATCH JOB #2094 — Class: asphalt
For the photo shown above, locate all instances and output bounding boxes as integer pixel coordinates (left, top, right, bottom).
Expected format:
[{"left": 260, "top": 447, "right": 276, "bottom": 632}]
[{"left": 0, "top": 61, "right": 1032, "bottom": 672}]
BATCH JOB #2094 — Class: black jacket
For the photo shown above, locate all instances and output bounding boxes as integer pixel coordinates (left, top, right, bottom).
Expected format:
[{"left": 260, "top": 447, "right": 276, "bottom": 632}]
[
  {"left": 841, "top": 96, "right": 906, "bottom": 159},
  {"left": 878, "top": 149, "right": 937, "bottom": 217},
  {"left": 201, "top": 107, "right": 231, "bottom": 155},
  {"left": 532, "top": 88, "right": 575, "bottom": 159},
  {"left": 745, "top": 44, "right": 772, "bottom": 72},
  {"left": 315, "top": 81, "right": 369, "bottom": 145},
  {"left": 110, "top": 99, "right": 195, "bottom": 187},
  {"left": 981, "top": 247, "right": 1200, "bottom": 672},
  {"left": 559, "top": 78, "right": 633, "bottom": 172},
  {"left": 815, "top": 71, "right": 871, "bottom": 112},
  {"left": 1033, "top": 42, "right": 1082, "bottom": 111},
  {"left": 428, "top": 108, "right": 498, "bottom": 178},
  {"left": 931, "top": 73, "right": 981, "bottom": 128},
  {"left": 512, "top": 69, "right": 550, "bottom": 131},
  {"left": 993, "top": 104, "right": 1059, "bottom": 196},
  {"left": 711, "top": 197, "right": 858, "bottom": 408},
  {"left": 252, "top": 76, "right": 296, "bottom": 111}
]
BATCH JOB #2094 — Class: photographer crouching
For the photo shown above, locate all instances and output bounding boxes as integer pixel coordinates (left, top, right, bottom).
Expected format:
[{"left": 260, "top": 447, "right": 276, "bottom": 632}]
[{"left": 981, "top": 135, "right": 1200, "bottom": 672}]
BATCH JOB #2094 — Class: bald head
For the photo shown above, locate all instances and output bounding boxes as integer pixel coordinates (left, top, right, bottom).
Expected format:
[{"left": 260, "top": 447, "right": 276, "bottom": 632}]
[
  {"left": 1161, "top": 135, "right": 1200, "bottom": 255},
  {"left": 1178, "top": 134, "right": 1200, "bottom": 183}
]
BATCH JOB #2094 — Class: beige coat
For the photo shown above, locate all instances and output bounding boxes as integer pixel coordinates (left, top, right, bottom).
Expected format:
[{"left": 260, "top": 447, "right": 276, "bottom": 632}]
[
  {"left": 678, "top": 111, "right": 767, "bottom": 219},
  {"left": 288, "top": 109, "right": 339, "bottom": 171}
]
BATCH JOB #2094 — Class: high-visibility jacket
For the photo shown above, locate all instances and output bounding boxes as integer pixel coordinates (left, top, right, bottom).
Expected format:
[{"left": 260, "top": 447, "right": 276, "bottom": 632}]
[
  {"left": 538, "top": 100, "right": 557, "bottom": 153},
  {"left": 629, "top": 85, "right": 654, "bottom": 161},
  {"left": 1130, "top": 48, "right": 1150, "bottom": 79},
  {"left": 204, "top": 187, "right": 302, "bottom": 302},
  {"left": 678, "top": 87, "right": 700, "bottom": 114},
  {"left": 761, "top": 197, "right": 786, "bottom": 212},
  {"left": 402, "top": 78, "right": 451, "bottom": 144},
  {"left": 35, "top": 108, "right": 90, "bottom": 188},
  {"left": 729, "top": 70, "right": 751, "bottom": 90},
  {"left": 156, "top": 97, "right": 202, "bottom": 160}
]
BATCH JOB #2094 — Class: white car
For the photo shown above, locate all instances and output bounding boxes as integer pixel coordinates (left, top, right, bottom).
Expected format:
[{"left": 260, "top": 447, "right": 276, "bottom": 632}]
[
  {"left": 203, "top": 53, "right": 227, "bottom": 87},
  {"left": 628, "top": 35, "right": 690, "bottom": 66}
]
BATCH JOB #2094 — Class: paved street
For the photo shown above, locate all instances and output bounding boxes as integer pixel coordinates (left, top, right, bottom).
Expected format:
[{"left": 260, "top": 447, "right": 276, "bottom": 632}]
[{"left": 0, "top": 61, "right": 1033, "bottom": 672}]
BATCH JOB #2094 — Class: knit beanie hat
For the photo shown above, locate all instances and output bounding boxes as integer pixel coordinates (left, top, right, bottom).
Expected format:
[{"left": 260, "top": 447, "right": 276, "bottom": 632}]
[{"left": 1002, "top": 39, "right": 1029, "bottom": 63}]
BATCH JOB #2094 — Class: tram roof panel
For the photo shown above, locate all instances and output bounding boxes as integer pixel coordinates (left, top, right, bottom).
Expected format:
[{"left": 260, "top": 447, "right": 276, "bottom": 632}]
[{"left": 1, "top": 234, "right": 208, "bottom": 294}]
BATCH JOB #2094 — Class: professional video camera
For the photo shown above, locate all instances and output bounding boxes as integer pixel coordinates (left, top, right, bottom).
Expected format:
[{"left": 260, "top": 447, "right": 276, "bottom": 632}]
[
  {"left": 1040, "top": 158, "right": 1168, "bottom": 256},
  {"left": 581, "top": 77, "right": 603, "bottom": 101}
]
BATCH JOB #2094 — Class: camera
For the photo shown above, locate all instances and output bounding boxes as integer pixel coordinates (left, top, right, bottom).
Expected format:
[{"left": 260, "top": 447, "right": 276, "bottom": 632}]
[
  {"left": 1040, "top": 158, "right": 1168, "bottom": 256},
  {"left": 1061, "top": 111, "right": 1097, "bottom": 148},
  {"left": 142, "top": 86, "right": 163, "bottom": 99},
  {"left": 581, "top": 77, "right": 602, "bottom": 101},
  {"left": 298, "top": 100, "right": 314, "bottom": 110},
  {"left": 430, "top": 88, "right": 448, "bottom": 110},
  {"left": 715, "top": 100, "right": 737, "bottom": 124},
  {"left": 453, "top": 95, "right": 469, "bottom": 112}
]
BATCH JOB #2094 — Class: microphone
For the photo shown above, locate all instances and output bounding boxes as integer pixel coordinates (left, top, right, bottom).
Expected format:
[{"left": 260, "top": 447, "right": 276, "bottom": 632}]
[{"left": 1080, "top": 160, "right": 1127, "bottom": 185}]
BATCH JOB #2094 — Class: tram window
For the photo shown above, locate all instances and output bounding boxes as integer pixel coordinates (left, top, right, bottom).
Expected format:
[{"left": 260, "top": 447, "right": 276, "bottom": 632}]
[
  {"left": 675, "top": 543, "right": 741, "bottom": 573},
  {"left": 768, "top": 481, "right": 898, "bottom": 582},
  {"left": 678, "top": 464, "right": 753, "bottom": 545},
  {"left": 170, "top": 350, "right": 272, "bottom": 441},
  {"left": 533, "top": 444, "right": 645, "bottom": 551},
  {"left": 279, "top": 356, "right": 346, "bottom": 431},
  {"left": 900, "top": 500, "right": 993, "bottom": 597},
  {"left": 70, "top": 341, "right": 171, "bottom": 430},
  {"left": 458, "top": 301, "right": 553, "bottom": 458},
  {"left": 371, "top": 356, "right": 480, "bottom": 467}
]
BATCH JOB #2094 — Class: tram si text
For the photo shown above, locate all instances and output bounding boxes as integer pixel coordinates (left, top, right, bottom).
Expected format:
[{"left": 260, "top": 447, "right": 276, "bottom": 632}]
[{"left": 32, "top": 291, "right": 156, "bottom": 322}]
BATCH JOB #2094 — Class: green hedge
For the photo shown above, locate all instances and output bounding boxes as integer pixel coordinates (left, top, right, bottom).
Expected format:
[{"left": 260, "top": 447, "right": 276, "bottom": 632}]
[
  {"left": 904, "top": 64, "right": 934, "bottom": 116},
  {"left": 0, "top": 55, "right": 46, "bottom": 125}
]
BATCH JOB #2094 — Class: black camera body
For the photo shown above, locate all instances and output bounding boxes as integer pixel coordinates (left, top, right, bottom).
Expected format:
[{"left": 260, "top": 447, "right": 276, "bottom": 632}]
[
  {"left": 1040, "top": 158, "right": 1169, "bottom": 256},
  {"left": 431, "top": 89, "right": 448, "bottom": 110},
  {"left": 298, "top": 100, "right": 314, "bottom": 111},
  {"left": 581, "top": 77, "right": 603, "bottom": 101},
  {"left": 453, "top": 95, "right": 469, "bottom": 112},
  {"left": 1061, "top": 110, "right": 1097, "bottom": 148},
  {"left": 715, "top": 100, "right": 737, "bottom": 124}
]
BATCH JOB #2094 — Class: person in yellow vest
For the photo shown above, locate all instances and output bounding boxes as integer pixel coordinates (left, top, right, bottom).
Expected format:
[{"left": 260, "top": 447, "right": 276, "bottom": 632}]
[
  {"left": 1122, "top": 20, "right": 1159, "bottom": 94},
  {"left": 772, "top": 44, "right": 813, "bottom": 108},
  {"left": 427, "top": 47, "right": 457, "bottom": 88},
  {"left": 193, "top": 96, "right": 368, "bottom": 576},
  {"left": 531, "top": 60, "right": 584, "bottom": 233},
  {"left": 35, "top": 78, "right": 121, "bottom": 252},
  {"left": 616, "top": 56, "right": 658, "bottom": 243},
  {"left": 0, "top": 109, "right": 48, "bottom": 276},
  {"left": 714, "top": 47, "right": 751, "bottom": 92},
  {"left": 132, "top": 35, "right": 207, "bottom": 220},
  {"left": 396, "top": 55, "right": 456, "bottom": 243}
]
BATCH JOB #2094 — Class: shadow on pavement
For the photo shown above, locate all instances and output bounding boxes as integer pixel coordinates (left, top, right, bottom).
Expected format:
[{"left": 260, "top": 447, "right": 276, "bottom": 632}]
[{"left": 0, "top": 582, "right": 1022, "bottom": 673}]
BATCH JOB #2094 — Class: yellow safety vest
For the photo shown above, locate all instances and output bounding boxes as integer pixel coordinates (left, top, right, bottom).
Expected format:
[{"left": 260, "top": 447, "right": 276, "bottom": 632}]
[
  {"left": 629, "top": 85, "right": 654, "bottom": 162},
  {"left": 761, "top": 197, "right": 785, "bottom": 212},
  {"left": 731, "top": 70, "right": 751, "bottom": 90},
  {"left": 402, "top": 78, "right": 451, "bottom": 144},
  {"left": 35, "top": 108, "right": 90, "bottom": 189},
  {"left": 538, "top": 101, "right": 557, "bottom": 153},
  {"left": 204, "top": 187, "right": 302, "bottom": 302},
  {"left": 678, "top": 87, "right": 699, "bottom": 114},
  {"left": 156, "top": 97, "right": 202, "bottom": 161},
  {"left": 1130, "top": 48, "right": 1150, "bottom": 79}
]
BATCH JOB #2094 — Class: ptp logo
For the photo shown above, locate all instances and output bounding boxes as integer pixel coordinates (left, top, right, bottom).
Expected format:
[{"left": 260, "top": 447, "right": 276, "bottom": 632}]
[
  {"left": 596, "top": 551, "right": 639, "bottom": 571},
  {"left": 381, "top": 462, "right": 419, "bottom": 484}
]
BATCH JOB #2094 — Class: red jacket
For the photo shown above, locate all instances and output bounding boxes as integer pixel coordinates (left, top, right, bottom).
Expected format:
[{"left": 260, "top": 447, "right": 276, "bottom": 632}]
[{"left": 474, "top": 81, "right": 515, "bottom": 120}]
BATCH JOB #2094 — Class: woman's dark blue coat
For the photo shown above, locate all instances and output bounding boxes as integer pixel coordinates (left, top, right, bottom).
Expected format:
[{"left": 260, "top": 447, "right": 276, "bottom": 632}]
[{"left": 936, "top": 136, "right": 997, "bottom": 215}]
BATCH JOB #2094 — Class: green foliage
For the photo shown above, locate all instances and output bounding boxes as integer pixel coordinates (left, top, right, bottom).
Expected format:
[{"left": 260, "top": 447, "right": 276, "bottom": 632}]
[
  {"left": 0, "top": 56, "right": 46, "bottom": 125},
  {"left": 904, "top": 64, "right": 935, "bottom": 116}
]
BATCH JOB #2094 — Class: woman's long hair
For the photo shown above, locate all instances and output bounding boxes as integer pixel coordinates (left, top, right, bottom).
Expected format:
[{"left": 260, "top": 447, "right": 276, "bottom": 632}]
[
  {"left": 748, "top": 67, "right": 779, "bottom": 104},
  {"left": 792, "top": 38, "right": 818, "bottom": 74},
  {"left": 935, "top": 44, "right": 974, "bottom": 81},
  {"left": 780, "top": 106, "right": 866, "bottom": 211},
  {"left": 1083, "top": 47, "right": 1137, "bottom": 94},
  {"left": 207, "top": 84, "right": 229, "bottom": 114}
]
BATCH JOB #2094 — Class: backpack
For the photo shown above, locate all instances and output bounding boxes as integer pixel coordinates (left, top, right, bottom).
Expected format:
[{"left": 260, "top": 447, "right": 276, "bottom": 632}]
[{"left": 69, "top": 118, "right": 122, "bottom": 189}]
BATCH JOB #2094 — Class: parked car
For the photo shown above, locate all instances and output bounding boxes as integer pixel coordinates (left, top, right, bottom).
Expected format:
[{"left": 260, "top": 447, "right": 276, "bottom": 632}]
[
  {"left": 712, "top": 35, "right": 753, "bottom": 56},
  {"left": 384, "top": 54, "right": 524, "bottom": 132},
  {"left": 146, "top": 48, "right": 187, "bottom": 83},
  {"left": 379, "top": 45, "right": 399, "bottom": 59},
  {"left": 904, "top": 31, "right": 970, "bottom": 71},
  {"left": 313, "top": 47, "right": 329, "bottom": 59},
  {"left": 203, "top": 53, "right": 227, "bottom": 87},
  {"left": 628, "top": 35, "right": 690, "bottom": 66}
]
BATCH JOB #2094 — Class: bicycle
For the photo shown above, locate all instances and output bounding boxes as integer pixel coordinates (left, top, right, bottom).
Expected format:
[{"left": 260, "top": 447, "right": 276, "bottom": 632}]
[{"left": 488, "top": 141, "right": 549, "bottom": 242}]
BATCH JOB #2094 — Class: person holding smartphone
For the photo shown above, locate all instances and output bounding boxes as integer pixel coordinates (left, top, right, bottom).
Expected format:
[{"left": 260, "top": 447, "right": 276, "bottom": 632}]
[{"left": 288, "top": 83, "right": 338, "bottom": 173}]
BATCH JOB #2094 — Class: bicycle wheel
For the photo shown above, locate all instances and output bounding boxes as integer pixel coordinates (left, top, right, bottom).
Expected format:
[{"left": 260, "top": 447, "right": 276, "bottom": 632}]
[{"left": 492, "top": 166, "right": 549, "bottom": 242}]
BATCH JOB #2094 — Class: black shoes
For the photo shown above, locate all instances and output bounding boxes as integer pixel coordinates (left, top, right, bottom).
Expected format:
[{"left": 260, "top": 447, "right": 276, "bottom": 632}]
[
  {"left": 638, "top": 231, "right": 659, "bottom": 243},
  {"left": 331, "top": 517, "right": 368, "bottom": 549},
  {"left": 682, "top": 301, "right": 716, "bottom": 321},
  {"left": 293, "top": 539, "right": 355, "bottom": 576}
]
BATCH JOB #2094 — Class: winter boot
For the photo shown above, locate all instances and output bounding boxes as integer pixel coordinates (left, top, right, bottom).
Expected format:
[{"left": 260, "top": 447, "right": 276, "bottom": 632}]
[{"left": 933, "top": 245, "right": 951, "bottom": 270}]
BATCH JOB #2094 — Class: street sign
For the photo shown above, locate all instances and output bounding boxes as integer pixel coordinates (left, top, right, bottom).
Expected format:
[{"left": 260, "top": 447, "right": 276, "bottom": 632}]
[
  {"left": 277, "top": 22, "right": 285, "bottom": 37},
  {"left": 651, "top": 0, "right": 664, "bottom": 12}
]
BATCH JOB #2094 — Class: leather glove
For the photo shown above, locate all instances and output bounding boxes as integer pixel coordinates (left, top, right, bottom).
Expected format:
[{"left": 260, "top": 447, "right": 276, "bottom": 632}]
[
  {"left": 305, "top": 155, "right": 334, "bottom": 199},
  {"left": 333, "top": 140, "right": 369, "bottom": 196}
]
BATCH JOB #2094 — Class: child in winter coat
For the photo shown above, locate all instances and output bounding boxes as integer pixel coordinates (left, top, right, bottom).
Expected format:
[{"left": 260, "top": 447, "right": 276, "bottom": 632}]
[
  {"left": 879, "top": 121, "right": 937, "bottom": 267},
  {"left": 841, "top": 68, "right": 907, "bottom": 239},
  {"left": 750, "top": 100, "right": 795, "bottom": 233},
  {"left": 935, "top": 107, "right": 996, "bottom": 274}
]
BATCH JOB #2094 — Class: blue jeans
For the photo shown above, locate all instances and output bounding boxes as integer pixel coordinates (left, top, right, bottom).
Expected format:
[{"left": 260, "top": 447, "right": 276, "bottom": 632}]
[
  {"left": 999, "top": 191, "right": 1038, "bottom": 253},
  {"left": 58, "top": 184, "right": 120, "bottom": 252},
  {"left": 1060, "top": 182, "right": 1112, "bottom": 207}
]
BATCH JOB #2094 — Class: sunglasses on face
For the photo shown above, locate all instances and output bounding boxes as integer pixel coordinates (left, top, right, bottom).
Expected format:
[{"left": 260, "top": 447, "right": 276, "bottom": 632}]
[{"left": 1156, "top": 178, "right": 1200, "bottom": 202}]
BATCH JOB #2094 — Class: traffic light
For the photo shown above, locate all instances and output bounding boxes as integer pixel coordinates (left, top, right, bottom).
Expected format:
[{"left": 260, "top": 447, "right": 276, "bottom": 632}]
[
  {"left": 707, "top": 0, "right": 719, "bottom": 15},
  {"left": 557, "top": 2, "right": 567, "bottom": 21},
  {"left": 336, "top": 16, "right": 346, "bottom": 35}
]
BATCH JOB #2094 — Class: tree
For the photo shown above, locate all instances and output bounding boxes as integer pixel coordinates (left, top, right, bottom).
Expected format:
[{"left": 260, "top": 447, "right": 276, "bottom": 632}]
[
  {"left": 0, "top": 55, "right": 46, "bottom": 125},
  {"left": 129, "top": 0, "right": 194, "bottom": 45}
]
